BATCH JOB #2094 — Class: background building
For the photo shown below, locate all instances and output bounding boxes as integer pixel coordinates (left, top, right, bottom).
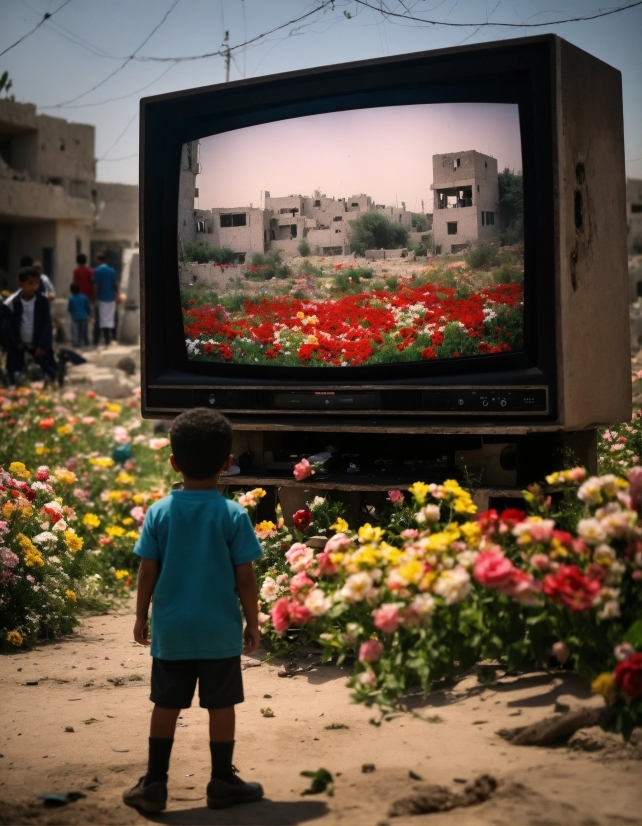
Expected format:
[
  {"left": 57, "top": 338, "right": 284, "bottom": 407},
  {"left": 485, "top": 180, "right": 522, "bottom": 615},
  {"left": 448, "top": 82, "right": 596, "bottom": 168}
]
[
  {"left": 432, "top": 150, "right": 499, "bottom": 254},
  {"left": 0, "top": 98, "right": 138, "bottom": 292},
  {"left": 627, "top": 177, "right": 642, "bottom": 256}
]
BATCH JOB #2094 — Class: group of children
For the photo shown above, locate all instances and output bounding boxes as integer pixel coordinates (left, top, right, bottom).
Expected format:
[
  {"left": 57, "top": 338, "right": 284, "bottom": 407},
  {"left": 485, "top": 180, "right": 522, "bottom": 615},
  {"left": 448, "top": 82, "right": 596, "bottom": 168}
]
[{"left": 0, "top": 252, "right": 119, "bottom": 385}]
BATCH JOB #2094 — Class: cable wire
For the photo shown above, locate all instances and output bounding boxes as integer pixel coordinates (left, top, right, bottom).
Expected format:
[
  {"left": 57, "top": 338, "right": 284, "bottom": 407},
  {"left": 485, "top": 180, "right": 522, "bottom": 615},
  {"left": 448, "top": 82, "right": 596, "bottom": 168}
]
[{"left": 0, "top": 0, "right": 72, "bottom": 58}]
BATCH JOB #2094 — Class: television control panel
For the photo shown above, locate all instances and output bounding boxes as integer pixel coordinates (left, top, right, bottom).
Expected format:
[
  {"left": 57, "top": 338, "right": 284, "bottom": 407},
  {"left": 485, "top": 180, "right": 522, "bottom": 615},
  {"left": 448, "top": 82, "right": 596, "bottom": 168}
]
[{"left": 187, "top": 386, "right": 549, "bottom": 416}]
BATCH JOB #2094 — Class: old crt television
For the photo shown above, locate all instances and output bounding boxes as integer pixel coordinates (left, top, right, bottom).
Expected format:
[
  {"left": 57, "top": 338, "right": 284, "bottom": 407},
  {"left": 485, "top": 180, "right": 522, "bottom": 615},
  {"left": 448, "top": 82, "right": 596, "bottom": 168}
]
[{"left": 140, "top": 34, "right": 630, "bottom": 428}]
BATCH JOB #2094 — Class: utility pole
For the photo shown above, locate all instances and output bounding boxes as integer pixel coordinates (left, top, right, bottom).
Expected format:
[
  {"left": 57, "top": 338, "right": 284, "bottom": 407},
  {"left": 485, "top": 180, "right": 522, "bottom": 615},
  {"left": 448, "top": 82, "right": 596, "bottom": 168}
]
[{"left": 223, "top": 30, "right": 230, "bottom": 82}]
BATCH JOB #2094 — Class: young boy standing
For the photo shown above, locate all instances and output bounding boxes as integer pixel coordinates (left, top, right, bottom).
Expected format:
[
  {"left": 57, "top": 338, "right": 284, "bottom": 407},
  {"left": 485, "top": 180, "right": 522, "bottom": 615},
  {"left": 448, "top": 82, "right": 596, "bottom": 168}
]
[
  {"left": 67, "top": 282, "right": 92, "bottom": 348},
  {"left": 3, "top": 266, "right": 58, "bottom": 384},
  {"left": 123, "top": 408, "right": 264, "bottom": 813}
]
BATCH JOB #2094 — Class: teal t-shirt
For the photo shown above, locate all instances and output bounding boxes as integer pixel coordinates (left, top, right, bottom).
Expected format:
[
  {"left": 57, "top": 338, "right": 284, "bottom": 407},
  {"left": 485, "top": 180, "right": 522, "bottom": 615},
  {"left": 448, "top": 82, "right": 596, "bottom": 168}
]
[{"left": 134, "top": 490, "right": 262, "bottom": 660}]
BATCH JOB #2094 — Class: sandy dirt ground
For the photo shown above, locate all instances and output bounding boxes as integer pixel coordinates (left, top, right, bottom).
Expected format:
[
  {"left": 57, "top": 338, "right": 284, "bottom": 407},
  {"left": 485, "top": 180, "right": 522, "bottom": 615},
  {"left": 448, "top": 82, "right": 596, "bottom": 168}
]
[{"left": 1, "top": 600, "right": 640, "bottom": 826}]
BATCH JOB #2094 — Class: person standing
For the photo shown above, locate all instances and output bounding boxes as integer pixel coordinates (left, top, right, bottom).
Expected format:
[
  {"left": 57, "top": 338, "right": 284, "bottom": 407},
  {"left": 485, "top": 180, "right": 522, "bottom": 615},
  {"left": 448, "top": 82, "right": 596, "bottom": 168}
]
[
  {"left": 72, "top": 253, "right": 94, "bottom": 301},
  {"left": 4, "top": 266, "right": 57, "bottom": 384},
  {"left": 67, "top": 282, "right": 92, "bottom": 348},
  {"left": 32, "top": 260, "right": 56, "bottom": 301},
  {"left": 92, "top": 251, "right": 119, "bottom": 346}
]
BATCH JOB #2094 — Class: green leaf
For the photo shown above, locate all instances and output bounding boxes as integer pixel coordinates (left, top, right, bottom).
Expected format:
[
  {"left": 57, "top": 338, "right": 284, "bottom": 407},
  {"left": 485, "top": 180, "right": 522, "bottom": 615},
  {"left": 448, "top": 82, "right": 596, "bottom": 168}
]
[{"left": 624, "top": 619, "right": 642, "bottom": 650}]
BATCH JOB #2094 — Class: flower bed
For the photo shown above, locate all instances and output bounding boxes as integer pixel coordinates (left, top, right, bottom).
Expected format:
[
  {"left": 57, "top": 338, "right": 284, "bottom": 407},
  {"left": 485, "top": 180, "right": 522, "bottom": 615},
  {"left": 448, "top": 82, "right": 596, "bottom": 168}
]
[
  {"left": 182, "top": 280, "right": 524, "bottom": 367},
  {"left": 0, "top": 386, "right": 175, "bottom": 650},
  {"left": 256, "top": 471, "right": 641, "bottom": 736}
]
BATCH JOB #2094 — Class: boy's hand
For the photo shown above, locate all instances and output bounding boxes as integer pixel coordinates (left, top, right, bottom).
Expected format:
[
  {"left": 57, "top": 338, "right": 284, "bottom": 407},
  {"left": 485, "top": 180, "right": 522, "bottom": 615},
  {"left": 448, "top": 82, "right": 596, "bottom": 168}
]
[
  {"left": 134, "top": 617, "right": 151, "bottom": 646},
  {"left": 243, "top": 625, "right": 260, "bottom": 655}
]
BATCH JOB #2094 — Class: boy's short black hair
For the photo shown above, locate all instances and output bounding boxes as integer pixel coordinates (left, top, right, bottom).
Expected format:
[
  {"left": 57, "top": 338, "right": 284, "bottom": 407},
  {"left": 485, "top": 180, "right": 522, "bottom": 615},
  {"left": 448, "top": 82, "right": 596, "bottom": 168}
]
[
  {"left": 76, "top": 253, "right": 87, "bottom": 265},
  {"left": 170, "top": 408, "right": 232, "bottom": 480},
  {"left": 18, "top": 266, "right": 40, "bottom": 283},
  {"left": 70, "top": 282, "right": 80, "bottom": 294}
]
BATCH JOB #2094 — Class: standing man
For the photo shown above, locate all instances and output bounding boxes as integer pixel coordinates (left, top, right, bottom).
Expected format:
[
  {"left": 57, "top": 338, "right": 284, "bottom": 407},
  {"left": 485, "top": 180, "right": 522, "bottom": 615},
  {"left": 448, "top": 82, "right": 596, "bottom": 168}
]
[
  {"left": 32, "top": 260, "right": 56, "bottom": 301},
  {"left": 93, "top": 251, "right": 119, "bottom": 346},
  {"left": 73, "top": 253, "right": 94, "bottom": 301}
]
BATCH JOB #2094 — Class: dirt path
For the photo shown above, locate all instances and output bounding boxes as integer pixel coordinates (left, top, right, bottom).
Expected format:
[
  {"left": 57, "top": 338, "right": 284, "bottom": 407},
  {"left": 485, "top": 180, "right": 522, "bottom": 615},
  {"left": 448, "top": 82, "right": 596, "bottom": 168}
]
[{"left": 1, "top": 601, "right": 640, "bottom": 825}]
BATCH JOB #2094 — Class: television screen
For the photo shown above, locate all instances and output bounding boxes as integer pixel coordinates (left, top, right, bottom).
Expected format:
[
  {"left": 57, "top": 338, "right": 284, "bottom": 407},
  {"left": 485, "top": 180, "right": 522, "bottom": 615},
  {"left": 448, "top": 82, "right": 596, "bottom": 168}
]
[{"left": 178, "top": 102, "right": 524, "bottom": 369}]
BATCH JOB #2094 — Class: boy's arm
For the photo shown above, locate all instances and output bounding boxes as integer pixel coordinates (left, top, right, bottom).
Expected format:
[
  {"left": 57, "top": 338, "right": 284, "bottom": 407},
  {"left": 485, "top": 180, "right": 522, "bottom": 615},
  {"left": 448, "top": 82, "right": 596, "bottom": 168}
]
[
  {"left": 235, "top": 562, "right": 260, "bottom": 654},
  {"left": 134, "top": 557, "right": 159, "bottom": 645}
]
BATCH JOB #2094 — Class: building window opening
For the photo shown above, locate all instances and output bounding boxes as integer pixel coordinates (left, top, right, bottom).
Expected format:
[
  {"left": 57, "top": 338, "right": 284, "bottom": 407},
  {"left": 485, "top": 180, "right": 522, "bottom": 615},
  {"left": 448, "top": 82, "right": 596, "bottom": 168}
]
[
  {"left": 290, "top": 225, "right": 297, "bottom": 239},
  {"left": 235, "top": 253, "right": 246, "bottom": 264},
  {"left": 335, "top": 228, "right": 342, "bottom": 234},
  {"left": 485, "top": 161, "right": 487, "bottom": 168},
  {"left": 333, "top": 215, "right": 342, "bottom": 222},
  {"left": 481, "top": 212, "right": 485, "bottom": 227},
  {"left": 197, "top": 221, "right": 205, "bottom": 232},
  {"left": 453, "top": 157, "right": 460, "bottom": 170},
  {"left": 477, "top": 185, "right": 480, "bottom": 192},
  {"left": 220, "top": 213, "right": 247, "bottom": 227},
  {"left": 194, "top": 187, "right": 199, "bottom": 198},
  {"left": 632, "top": 204, "right": 642, "bottom": 214},
  {"left": 314, "top": 199, "right": 321, "bottom": 207},
  {"left": 485, "top": 211, "right": 495, "bottom": 226},
  {"left": 447, "top": 222, "right": 458, "bottom": 235},
  {"left": 351, "top": 202, "right": 359, "bottom": 207}
]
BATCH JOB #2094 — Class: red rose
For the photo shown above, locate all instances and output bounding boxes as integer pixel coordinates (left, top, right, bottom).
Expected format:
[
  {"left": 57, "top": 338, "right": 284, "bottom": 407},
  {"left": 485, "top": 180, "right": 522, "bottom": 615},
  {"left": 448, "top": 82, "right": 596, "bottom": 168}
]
[
  {"left": 542, "top": 565, "right": 602, "bottom": 611},
  {"left": 292, "top": 509, "right": 312, "bottom": 531},
  {"left": 499, "top": 508, "right": 526, "bottom": 526},
  {"left": 614, "top": 653, "right": 642, "bottom": 699}
]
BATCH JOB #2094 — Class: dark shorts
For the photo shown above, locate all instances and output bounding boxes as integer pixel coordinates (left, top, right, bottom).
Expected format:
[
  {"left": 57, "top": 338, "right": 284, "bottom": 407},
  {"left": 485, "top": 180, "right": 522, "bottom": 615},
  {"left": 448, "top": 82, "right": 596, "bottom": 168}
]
[{"left": 150, "top": 656, "right": 244, "bottom": 709}]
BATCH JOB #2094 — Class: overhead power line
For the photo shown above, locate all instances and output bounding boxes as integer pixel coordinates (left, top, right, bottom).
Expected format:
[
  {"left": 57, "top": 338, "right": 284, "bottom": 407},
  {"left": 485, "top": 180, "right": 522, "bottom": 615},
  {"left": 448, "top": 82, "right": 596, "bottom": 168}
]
[
  {"left": 0, "top": 0, "right": 72, "bottom": 58},
  {"left": 43, "top": 0, "right": 180, "bottom": 109},
  {"left": 351, "top": 0, "right": 642, "bottom": 28}
]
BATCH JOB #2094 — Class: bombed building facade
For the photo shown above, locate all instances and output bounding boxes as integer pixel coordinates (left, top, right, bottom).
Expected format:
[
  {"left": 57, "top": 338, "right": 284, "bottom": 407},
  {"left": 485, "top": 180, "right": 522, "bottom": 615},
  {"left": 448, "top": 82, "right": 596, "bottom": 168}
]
[
  {"left": 0, "top": 98, "right": 139, "bottom": 291},
  {"left": 432, "top": 150, "right": 499, "bottom": 254},
  {"left": 178, "top": 140, "right": 413, "bottom": 260}
]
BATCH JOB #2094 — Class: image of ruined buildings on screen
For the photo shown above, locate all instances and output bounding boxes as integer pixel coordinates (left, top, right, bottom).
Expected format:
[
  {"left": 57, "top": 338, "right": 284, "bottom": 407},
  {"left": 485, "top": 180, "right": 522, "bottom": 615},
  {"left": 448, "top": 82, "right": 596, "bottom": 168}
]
[{"left": 178, "top": 129, "right": 524, "bottom": 368}]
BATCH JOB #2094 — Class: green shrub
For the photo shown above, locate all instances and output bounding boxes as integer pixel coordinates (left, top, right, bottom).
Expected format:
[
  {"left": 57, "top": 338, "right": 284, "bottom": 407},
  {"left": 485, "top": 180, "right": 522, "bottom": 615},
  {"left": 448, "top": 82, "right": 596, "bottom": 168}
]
[
  {"left": 493, "top": 265, "right": 523, "bottom": 285},
  {"left": 348, "top": 212, "right": 409, "bottom": 255},
  {"left": 466, "top": 243, "right": 500, "bottom": 270},
  {"left": 183, "top": 242, "right": 236, "bottom": 265},
  {"left": 297, "top": 239, "right": 311, "bottom": 257},
  {"left": 245, "top": 250, "right": 290, "bottom": 281}
]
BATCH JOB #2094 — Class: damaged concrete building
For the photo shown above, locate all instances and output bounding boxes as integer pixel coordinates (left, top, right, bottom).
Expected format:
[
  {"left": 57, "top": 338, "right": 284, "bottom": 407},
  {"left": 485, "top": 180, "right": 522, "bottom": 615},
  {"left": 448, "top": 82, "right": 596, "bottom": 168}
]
[
  {"left": 0, "top": 98, "right": 138, "bottom": 291},
  {"left": 432, "top": 150, "right": 499, "bottom": 254},
  {"left": 178, "top": 139, "right": 413, "bottom": 260}
]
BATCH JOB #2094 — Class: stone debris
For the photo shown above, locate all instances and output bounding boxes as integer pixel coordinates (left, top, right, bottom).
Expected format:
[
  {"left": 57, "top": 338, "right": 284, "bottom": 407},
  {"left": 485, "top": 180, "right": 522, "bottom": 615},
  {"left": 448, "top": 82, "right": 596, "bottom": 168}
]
[{"left": 388, "top": 773, "right": 497, "bottom": 817}]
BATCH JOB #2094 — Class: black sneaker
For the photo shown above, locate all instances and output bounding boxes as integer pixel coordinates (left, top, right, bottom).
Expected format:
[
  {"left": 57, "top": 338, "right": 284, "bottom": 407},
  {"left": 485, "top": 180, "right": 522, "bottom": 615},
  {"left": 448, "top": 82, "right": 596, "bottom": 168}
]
[
  {"left": 122, "top": 776, "right": 168, "bottom": 813},
  {"left": 207, "top": 767, "right": 263, "bottom": 809}
]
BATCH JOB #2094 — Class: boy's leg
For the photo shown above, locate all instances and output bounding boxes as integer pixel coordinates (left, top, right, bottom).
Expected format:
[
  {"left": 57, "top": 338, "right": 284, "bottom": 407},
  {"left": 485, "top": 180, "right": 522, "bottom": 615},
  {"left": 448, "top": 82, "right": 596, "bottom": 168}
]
[
  {"left": 70, "top": 321, "right": 79, "bottom": 348},
  {"left": 208, "top": 707, "right": 235, "bottom": 781},
  {"left": 80, "top": 320, "right": 89, "bottom": 347},
  {"left": 146, "top": 706, "right": 180, "bottom": 783}
]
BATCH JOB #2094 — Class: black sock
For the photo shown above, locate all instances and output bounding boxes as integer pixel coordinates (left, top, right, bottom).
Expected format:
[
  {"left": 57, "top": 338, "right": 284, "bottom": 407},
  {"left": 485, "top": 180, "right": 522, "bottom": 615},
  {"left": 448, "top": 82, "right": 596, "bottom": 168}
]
[
  {"left": 210, "top": 740, "right": 234, "bottom": 782},
  {"left": 146, "top": 737, "right": 174, "bottom": 784}
]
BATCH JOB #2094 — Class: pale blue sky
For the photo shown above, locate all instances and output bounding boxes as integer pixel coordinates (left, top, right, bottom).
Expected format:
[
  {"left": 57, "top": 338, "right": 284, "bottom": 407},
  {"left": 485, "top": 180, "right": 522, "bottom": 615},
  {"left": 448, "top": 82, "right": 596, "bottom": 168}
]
[{"left": 1, "top": 0, "right": 640, "bottom": 185}]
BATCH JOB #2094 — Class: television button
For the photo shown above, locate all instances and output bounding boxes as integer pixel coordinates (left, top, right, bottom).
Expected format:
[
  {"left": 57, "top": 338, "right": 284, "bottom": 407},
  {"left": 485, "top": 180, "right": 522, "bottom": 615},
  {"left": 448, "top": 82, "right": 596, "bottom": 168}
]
[
  {"left": 482, "top": 400, "right": 489, "bottom": 407},
  {"left": 500, "top": 399, "right": 507, "bottom": 407},
  {"left": 209, "top": 394, "right": 217, "bottom": 406},
  {"left": 458, "top": 398, "right": 464, "bottom": 406}
]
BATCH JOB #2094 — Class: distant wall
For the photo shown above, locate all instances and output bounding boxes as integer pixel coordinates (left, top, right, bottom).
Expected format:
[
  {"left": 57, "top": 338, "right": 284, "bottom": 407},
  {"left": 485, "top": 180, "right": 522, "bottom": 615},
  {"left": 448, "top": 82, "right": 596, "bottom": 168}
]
[{"left": 364, "top": 248, "right": 413, "bottom": 261}]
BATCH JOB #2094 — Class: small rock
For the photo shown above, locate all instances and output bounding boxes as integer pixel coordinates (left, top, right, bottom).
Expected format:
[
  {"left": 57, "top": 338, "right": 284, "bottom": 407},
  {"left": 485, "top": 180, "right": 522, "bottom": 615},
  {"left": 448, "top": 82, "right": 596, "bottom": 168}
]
[
  {"left": 64, "top": 726, "right": 75, "bottom": 733},
  {"left": 409, "top": 770, "right": 423, "bottom": 780},
  {"left": 263, "top": 694, "right": 272, "bottom": 699},
  {"left": 453, "top": 777, "right": 467, "bottom": 783},
  {"left": 26, "top": 681, "right": 38, "bottom": 686},
  {"left": 362, "top": 763, "right": 376, "bottom": 773}
]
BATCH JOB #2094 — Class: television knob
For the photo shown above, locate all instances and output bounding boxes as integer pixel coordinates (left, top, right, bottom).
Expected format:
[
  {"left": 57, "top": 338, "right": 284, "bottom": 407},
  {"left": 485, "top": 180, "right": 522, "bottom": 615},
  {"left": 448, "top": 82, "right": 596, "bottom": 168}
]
[
  {"left": 208, "top": 394, "right": 217, "bottom": 406},
  {"left": 500, "top": 398, "right": 507, "bottom": 407},
  {"left": 458, "top": 398, "right": 464, "bottom": 406},
  {"left": 325, "top": 399, "right": 330, "bottom": 405},
  {"left": 482, "top": 399, "right": 489, "bottom": 407}
]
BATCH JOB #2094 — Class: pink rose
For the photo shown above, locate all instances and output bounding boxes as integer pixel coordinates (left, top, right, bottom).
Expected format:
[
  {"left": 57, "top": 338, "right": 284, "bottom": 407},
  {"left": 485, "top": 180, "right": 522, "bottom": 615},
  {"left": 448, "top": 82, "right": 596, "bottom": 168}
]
[
  {"left": 289, "top": 572, "right": 314, "bottom": 596},
  {"left": 315, "top": 551, "right": 338, "bottom": 577},
  {"left": 502, "top": 569, "right": 540, "bottom": 605},
  {"left": 552, "top": 641, "right": 570, "bottom": 663},
  {"left": 288, "top": 602, "right": 313, "bottom": 626},
  {"left": 358, "top": 639, "right": 384, "bottom": 663},
  {"left": 528, "top": 519, "right": 555, "bottom": 543},
  {"left": 373, "top": 604, "right": 403, "bottom": 634},
  {"left": 285, "top": 543, "right": 313, "bottom": 572},
  {"left": 401, "top": 528, "right": 419, "bottom": 539},
  {"left": 270, "top": 597, "right": 292, "bottom": 633},
  {"left": 293, "top": 458, "right": 314, "bottom": 481},
  {"left": 628, "top": 466, "right": 642, "bottom": 513},
  {"left": 531, "top": 553, "right": 550, "bottom": 572},
  {"left": 568, "top": 467, "right": 587, "bottom": 482},
  {"left": 323, "top": 533, "right": 352, "bottom": 553},
  {"left": 130, "top": 505, "right": 146, "bottom": 525},
  {"left": 387, "top": 489, "right": 404, "bottom": 504},
  {"left": 473, "top": 549, "right": 515, "bottom": 590},
  {"left": 35, "top": 466, "right": 50, "bottom": 481}
]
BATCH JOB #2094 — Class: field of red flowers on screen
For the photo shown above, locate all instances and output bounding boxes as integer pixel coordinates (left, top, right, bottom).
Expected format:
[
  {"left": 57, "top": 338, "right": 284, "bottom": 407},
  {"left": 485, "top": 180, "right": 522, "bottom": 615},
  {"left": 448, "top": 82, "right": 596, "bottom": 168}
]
[{"left": 182, "top": 280, "right": 524, "bottom": 367}]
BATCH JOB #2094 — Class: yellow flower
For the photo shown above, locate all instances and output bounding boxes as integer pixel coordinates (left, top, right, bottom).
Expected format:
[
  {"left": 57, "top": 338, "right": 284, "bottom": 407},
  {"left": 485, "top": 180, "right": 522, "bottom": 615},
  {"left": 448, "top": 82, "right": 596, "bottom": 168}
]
[
  {"left": 89, "top": 457, "right": 114, "bottom": 468},
  {"left": 105, "top": 403, "right": 122, "bottom": 414},
  {"left": 18, "top": 534, "right": 45, "bottom": 568},
  {"left": 396, "top": 559, "right": 424, "bottom": 585},
  {"left": 297, "top": 311, "right": 305, "bottom": 320},
  {"left": 35, "top": 446, "right": 50, "bottom": 456},
  {"left": 591, "top": 672, "right": 616, "bottom": 704},
  {"left": 9, "top": 462, "right": 29, "bottom": 478},
  {"left": 20, "top": 504, "right": 33, "bottom": 519},
  {"left": 57, "top": 425, "right": 72, "bottom": 436},
  {"left": 2, "top": 502, "right": 15, "bottom": 519},
  {"left": 83, "top": 513, "right": 101, "bottom": 529},
  {"left": 65, "top": 590, "right": 77, "bottom": 602},
  {"left": 351, "top": 545, "right": 380, "bottom": 569},
  {"left": 460, "top": 522, "right": 482, "bottom": 547},
  {"left": 408, "top": 481, "right": 430, "bottom": 505},
  {"left": 55, "top": 467, "right": 77, "bottom": 484},
  {"left": 132, "top": 494, "right": 145, "bottom": 505},
  {"left": 6, "top": 630, "right": 23, "bottom": 647},
  {"left": 330, "top": 517, "right": 349, "bottom": 533},
  {"left": 106, "top": 526, "right": 125, "bottom": 538},
  {"left": 115, "top": 472, "right": 135, "bottom": 486},
  {"left": 114, "top": 569, "right": 130, "bottom": 580},
  {"left": 306, "top": 335, "right": 318, "bottom": 345},
  {"left": 358, "top": 523, "right": 385, "bottom": 544},
  {"left": 421, "top": 531, "right": 456, "bottom": 553},
  {"left": 121, "top": 517, "right": 134, "bottom": 526},
  {"left": 256, "top": 520, "right": 276, "bottom": 532},
  {"left": 250, "top": 488, "right": 267, "bottom": 500},
  {"left": 125, "top": 530, "right": 140, "bottom": 539},
  {"left": 64, "top": 531, "right": 83, "bottom": 553}
]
